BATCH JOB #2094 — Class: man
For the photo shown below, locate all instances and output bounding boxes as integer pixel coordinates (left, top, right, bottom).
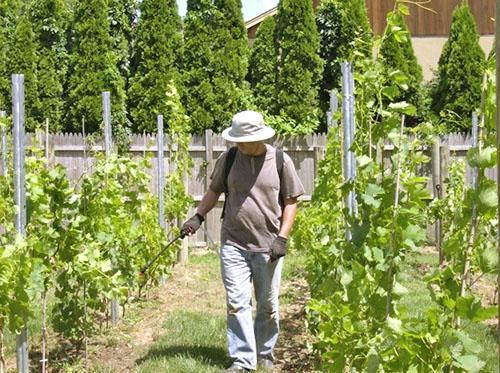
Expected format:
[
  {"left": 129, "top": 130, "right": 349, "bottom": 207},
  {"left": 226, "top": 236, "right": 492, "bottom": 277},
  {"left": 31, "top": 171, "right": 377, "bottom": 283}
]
[{"left": 182, "top": 111, "right": 304, "bottom": 372}]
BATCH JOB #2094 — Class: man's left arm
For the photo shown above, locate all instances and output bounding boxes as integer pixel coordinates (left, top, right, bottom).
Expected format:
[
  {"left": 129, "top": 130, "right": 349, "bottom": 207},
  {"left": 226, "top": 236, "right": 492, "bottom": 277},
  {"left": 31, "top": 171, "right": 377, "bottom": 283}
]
[
  {"left": 278, "top": 197, "right": 299, "bottom": 238},
  {"left": 270, "top": 197, "right": 299, "bottom": 261}
]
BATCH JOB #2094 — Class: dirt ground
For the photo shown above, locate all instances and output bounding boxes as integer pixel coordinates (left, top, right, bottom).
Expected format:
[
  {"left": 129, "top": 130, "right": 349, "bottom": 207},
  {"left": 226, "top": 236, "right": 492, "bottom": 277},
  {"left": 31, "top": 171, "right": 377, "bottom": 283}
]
[{"left": 6, "top": 251, "right": 315, "bottom": 372}]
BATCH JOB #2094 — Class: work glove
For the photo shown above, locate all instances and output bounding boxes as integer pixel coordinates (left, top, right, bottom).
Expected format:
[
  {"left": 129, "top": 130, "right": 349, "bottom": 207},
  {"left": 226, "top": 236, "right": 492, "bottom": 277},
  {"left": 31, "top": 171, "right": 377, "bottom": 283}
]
[
  {"left": 181, "top": 213, "right": 204, "bottom": 237},
  {"left": 270, "top": 236, "right": 287, "bottom": 262}
]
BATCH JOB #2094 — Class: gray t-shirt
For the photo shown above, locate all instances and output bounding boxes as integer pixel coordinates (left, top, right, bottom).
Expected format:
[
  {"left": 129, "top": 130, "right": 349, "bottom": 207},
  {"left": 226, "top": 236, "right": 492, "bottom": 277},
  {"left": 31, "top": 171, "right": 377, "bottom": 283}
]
[{"left": 210, "top": 144, "right": 305, "bottom": 252}]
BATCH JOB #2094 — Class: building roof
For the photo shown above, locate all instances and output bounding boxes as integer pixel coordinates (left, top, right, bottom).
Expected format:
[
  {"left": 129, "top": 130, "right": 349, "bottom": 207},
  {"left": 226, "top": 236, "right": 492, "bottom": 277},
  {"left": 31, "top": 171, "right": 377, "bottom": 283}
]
[{"left": 245, "top": 6, "right": 278, "bottom": 30}]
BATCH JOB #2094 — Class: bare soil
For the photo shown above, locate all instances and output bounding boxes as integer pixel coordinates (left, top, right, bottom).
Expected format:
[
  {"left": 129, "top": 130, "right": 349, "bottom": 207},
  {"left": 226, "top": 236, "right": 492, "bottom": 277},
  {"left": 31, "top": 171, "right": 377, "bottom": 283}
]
[{"left": 6, "top": 251, "right": 315, "bottom": 372}]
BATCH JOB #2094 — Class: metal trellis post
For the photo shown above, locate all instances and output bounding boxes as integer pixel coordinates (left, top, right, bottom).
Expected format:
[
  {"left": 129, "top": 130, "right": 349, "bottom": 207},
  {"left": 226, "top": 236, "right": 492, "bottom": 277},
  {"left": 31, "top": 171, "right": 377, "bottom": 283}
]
[
  {"left": 157, "top": 115, "right": 165, "bottom": 230},
  {"left": 0, "top": 110, "right": 6, "bottom": 177},
  {"left": 13, "top": 74, "right": 28, "bottom": 373},
  {"left": 102, "top": 91, "right": 119, "bottom": 325},
  {"left": 102, "top": 92, "right": 112, "bottom": 157},
  {"left": 471, "top": 112, "right": 479, "bottom": 189},
  {"left": 341, "top": 62, "right": 356, "bottom": 240}
]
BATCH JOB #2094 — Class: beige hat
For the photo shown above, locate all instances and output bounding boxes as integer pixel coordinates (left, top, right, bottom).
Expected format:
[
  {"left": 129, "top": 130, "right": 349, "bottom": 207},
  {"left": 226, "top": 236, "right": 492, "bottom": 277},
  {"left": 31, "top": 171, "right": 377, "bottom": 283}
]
[{"left": 222, "top": 111, "right": 276, "bottom": 143}]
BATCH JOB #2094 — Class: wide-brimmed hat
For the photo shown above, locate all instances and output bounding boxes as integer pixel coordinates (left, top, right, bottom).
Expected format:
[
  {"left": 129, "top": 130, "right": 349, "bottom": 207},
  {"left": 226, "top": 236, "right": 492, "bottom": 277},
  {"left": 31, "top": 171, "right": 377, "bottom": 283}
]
[{"left": 222, "top": 111, "right": 275, "bottom": 143}]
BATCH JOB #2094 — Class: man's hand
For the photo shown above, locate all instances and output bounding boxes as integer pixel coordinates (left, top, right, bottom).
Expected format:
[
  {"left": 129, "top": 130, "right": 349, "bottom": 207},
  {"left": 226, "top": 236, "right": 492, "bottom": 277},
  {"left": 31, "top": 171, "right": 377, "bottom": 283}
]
[
  {"left": 181, "top": 213, "right": 204, "bottom": 237},
  {"left": 270, "top": 236, "right": 287, "bottom": 262}
]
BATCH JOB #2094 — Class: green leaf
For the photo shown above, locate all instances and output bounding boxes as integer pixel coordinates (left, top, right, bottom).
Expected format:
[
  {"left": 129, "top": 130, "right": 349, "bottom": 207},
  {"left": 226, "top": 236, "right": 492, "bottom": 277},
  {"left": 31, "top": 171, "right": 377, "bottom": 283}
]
[
  {"left": 453, "top": 330, "right": 482, "bottom": 355},
  {"left": 340, "top": 269, "right": 353, "bottom": 286},
  {"left": 387, "top": 317, "right": 402, "bottom": 334},
  {"left": 388, "top": 101, "right": 417, "bottom": 115},
  {"left": 456, "top": 296, "right": 482, "bottom": 321},
  {"left": 357, "top": 155, "right": 373, "bottom": 169},
  {"left": 477, "top": 185, "right": 497, "bottom": 209},
  {"left": 479, "top": 246, "right": 499, "bottom": 273},
  {"left": 453, "top": 355, "right": 485, "bottom": 373},
  {"left": 393, "top": 282, "right": 409, "bottom": 296},
  {"left": 467, "top": 146, "right": 496, "bottom": 168},
  {"left": 366, "top": 348, "right": 379, "bottom": 373}
]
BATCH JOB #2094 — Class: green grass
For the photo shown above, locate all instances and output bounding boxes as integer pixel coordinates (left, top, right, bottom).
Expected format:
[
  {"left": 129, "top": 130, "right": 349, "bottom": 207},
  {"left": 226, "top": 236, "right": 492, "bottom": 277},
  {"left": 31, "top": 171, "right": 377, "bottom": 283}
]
[
  {"left": 399, "top": 249, "right": 499, "bottom": 372},
  {"left": 135, "top": 310, "right": 229, "bottom": 373}
]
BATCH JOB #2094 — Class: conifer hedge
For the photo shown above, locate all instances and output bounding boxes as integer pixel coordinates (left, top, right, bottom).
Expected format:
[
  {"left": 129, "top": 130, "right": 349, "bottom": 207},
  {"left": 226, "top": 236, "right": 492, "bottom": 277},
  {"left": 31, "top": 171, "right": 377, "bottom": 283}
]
[
  {"left": 431, "top": 2, "right": 485, "bottom": 132},
  {"left": 182, "top": 0, "right": 248, "bottom": 133},
  {"left": 380, "top": 10, "right": 423, "bottom": 124},
  {"left": 247, "top": 16, "right": 276, "bottom": 113},
  {"left": 128, "top": 0, "right": 182, "bottom": 132},
  {"left": 9, "top": 14, "right": 39, "bottom": 131},
  {"left": 316, "top": 0, "right": 371, "bottom": 126},
  {"left": 66, "top": 0, "right": 126, "bottom": 134},
  {"left": 30, "top": 0, "right": 70, "bottom": 131},
  {"left": 275, "top": 0, "right": 323, "bottom": 130},
  {"left": 0, "top": 0, "right": 24, "bottom": 112}
]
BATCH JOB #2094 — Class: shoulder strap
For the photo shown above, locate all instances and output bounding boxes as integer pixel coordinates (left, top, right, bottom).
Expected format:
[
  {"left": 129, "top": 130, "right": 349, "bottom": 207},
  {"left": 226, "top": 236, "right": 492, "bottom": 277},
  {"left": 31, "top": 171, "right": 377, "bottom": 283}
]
[
  {"left": 221, "top": 146, "right": 238, "bottom": 219},
  {"left": 276, "top": 149, "right": 284, "bottom": 206}
]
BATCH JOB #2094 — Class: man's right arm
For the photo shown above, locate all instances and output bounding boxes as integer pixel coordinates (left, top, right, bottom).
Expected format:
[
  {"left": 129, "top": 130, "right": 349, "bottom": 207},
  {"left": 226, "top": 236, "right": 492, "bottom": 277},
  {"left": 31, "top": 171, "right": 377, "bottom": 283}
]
[
  {"left": 181, "top": 188, "right": 221, "bottom": 236},
  {"left": 196, "top": 188, "right": 222, "bottom": 217}
]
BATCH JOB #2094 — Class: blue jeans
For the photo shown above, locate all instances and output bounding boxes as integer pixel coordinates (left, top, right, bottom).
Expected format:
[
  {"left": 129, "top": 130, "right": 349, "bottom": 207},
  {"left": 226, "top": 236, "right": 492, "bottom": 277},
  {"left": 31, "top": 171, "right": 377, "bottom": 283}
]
[{"left": 220, "top": 244, "right": 284, "bottom": 370}]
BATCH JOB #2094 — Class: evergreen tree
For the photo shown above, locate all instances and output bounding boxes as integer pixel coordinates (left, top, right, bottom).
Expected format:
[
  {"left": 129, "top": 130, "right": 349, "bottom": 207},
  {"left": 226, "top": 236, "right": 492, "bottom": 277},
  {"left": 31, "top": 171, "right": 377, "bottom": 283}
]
[
  {"left": 128, "top": 0, "right": 182, "bottom": 132},
  {"left": 30, "top": 0, "right": 70, "bottom": 132},
  {"left": 66, "top": 0, "right": 126, "bottom": 134},
  {"left": 0, "top": 0, "right": 27, "bottom": 113},
  {"left": 380, "top": 11, "right": 423, "bottom": 122},
  {"left": 109, "top": 0, "right": 137, "bottom": 79},
  {"left": 431, "top": 2, "right": 485, "bottom": 132},
  {"left": 316, "top": 0, "right": 372, "bottom": 117},
  {"left": 9, "top": 14, "right": 40, "bottom": 131},
  {"left": 182, "top": 0, "right": 248, "bottom": 133},
  {"left": 182, "top": 0, "right": 217, "bottom": 133},
  {"left": 275, "top": 0, "right": 323, "bottom": 130},
  {"left": 247, "top": 17, "right": 276, "bottom": 112}
]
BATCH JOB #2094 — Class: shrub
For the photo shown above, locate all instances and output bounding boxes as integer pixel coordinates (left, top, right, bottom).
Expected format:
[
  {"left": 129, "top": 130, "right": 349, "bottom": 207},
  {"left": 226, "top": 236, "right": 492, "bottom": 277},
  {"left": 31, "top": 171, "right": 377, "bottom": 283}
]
[
  {"left": 128, "top": 0, "right": 182, "bottom": 132},
  {"left": 431, "top": 2, "right": 485, "bottom": 132},
  {"left": 66, "top": 0, "right": 127, "bottom": 134},
  {"left": 109, "top": 0, "right": 137, "bottom": 79},
  {"left": 247, "top": 17, "right": 276, "bottom": 113},
  {"left": 380, "top": 9, "right": 423, "bottom": 125},
  {"left": 275, "top": 0, "right": 323, "bottom": 131},
  {"left": 30, "top": 0, "right": 70, "bottom": 131},
  {"left": 0, "top": 0, "right": 24, "bottom": 112},
  {"left": 316, "top": 0, "right": 372, "bottom": 125},
  {"left": 182, "top": 0, "right": 248, "bottom": 133}
]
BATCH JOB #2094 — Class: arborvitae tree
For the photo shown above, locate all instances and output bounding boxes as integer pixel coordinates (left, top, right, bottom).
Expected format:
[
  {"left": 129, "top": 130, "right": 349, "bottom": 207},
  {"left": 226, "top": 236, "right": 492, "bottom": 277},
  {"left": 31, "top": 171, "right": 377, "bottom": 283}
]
[
  {"left": 66, "top": 0, "right": 126, "bottom": 134},
  {"left": 380, "top": 11, "right": 423, "bottom": 120},
  {"left": 247, "top": 17, "right": 276, "bottom": 112},
  {"left": 275, "top": 0, "right": 323, "bottom": 129},
  {"left": 0, "top": 0, "right": 26, "bottom": 112},
  {"left": 109, "top": 0, "right": 136, "bottom": 79},
  {"left": 182, "top": 0, "right": 216, "bottom": 133},
  {"left": 128, "top": 0, "right": 182, "bottom": 132},
  {"left": 182, "top": 0, "right": 248, "bottom": 133},
  {"left": 212, "top": 0, "right": 248, "bottom": 129},
  {"left": 316, "top": 0, "right": 372, "bottom": 117},
  {"left": 30, "top": 0, "right": 70, "bottom": 132},
  {"left": 9, "top": 15, "right": 40, "bottom": 131},
  {"left": 431, "top": 2, "right": 485, "bottom": 132}
]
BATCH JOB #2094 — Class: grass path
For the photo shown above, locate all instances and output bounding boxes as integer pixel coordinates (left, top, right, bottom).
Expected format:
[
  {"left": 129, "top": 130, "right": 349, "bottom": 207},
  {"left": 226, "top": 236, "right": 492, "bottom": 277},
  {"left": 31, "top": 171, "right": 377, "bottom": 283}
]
[{"left": 80, "top": 250, "right": 315, "bottom": 372}]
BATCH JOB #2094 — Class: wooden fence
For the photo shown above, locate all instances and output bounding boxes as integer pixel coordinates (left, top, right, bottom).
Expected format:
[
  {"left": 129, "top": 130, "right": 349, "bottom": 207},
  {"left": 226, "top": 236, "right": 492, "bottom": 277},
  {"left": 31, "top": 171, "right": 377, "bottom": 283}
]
[{"left": 0, "top": 131, "right": 496, "bottom": 247}]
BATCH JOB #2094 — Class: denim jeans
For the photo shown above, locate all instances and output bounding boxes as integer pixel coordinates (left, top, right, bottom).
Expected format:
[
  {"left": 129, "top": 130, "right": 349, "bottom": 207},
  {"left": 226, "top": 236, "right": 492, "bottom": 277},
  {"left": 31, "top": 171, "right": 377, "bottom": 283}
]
[{"left": 220, "top": 244, "right": 284, "bottom": 370}]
